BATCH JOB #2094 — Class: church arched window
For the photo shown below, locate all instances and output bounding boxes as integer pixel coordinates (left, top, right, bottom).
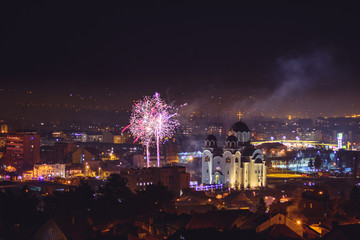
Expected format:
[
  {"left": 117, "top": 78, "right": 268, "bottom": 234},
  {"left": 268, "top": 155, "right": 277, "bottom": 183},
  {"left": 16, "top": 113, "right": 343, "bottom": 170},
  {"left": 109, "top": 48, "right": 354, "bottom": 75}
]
[
  {"left": 205, "top": 156, "right": 210, "bottom": 162},
  {"left": 226, "top": 157, "right": 231, "bottom": 163},
  {"left": 235, "top": 157, "right": 239, "bottom": 163}
]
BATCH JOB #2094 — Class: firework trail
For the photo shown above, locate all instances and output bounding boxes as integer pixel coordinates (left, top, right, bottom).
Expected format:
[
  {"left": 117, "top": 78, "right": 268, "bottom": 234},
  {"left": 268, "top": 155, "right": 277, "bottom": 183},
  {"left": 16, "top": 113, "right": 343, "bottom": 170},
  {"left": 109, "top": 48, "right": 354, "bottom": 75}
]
[{"left": 152, "top": 92, "right": 179, "bottom": 166}]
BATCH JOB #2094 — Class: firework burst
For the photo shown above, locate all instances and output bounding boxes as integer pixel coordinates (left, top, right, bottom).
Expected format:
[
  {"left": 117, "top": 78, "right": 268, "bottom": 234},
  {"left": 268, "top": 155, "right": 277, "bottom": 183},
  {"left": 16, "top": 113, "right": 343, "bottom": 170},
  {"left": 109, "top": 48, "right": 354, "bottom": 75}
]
[{"left": 123, "top": 92, "right": 179, "bottom": 167}]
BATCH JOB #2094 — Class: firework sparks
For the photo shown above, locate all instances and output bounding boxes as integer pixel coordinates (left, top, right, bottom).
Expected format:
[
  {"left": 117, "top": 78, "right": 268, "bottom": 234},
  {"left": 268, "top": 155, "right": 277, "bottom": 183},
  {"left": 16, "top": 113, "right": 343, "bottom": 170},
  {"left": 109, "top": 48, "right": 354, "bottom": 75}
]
[
  {"left": 123, "top": 92, "right": 179, "bottom": 168},
  {"left": 152, "top": 92, "right": 179, "bottom": 166}
]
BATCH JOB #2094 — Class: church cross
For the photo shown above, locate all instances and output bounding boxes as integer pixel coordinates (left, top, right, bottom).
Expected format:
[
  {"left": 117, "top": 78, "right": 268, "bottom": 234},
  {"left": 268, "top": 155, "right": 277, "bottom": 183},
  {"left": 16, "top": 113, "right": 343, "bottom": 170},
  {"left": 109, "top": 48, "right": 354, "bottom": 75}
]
[{"left": 237, "top": 111, "right": 243, "bottom": 121}]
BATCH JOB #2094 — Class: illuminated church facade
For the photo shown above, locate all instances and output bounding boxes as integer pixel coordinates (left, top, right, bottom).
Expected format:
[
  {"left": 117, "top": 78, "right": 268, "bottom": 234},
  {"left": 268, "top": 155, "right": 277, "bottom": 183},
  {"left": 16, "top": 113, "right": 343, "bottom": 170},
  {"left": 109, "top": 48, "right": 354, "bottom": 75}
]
[{"left": 202, "top": 120, "right": 266, "bottom": 189}]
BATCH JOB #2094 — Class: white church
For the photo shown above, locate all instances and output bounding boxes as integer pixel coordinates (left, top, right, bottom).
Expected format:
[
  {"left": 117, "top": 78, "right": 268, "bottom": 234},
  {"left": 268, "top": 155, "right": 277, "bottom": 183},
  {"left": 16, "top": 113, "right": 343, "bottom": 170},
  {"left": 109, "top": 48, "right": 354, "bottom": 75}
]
[{"left": 202, "top": 120, "right": 266, "bottom": 189}]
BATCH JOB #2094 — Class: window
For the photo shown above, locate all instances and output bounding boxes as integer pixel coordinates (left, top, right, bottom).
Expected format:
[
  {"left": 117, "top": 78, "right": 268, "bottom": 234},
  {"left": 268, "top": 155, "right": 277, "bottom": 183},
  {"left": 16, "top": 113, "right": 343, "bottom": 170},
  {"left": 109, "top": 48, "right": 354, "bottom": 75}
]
[
  {"left": 205, "top": 156, "right": 210, "bottom": 162},
  {"left": 235, "top": 157, "right": 239, "bottom": 163},
  {"left": 226, "top": 157, "right": 231, "bottom": 163}
]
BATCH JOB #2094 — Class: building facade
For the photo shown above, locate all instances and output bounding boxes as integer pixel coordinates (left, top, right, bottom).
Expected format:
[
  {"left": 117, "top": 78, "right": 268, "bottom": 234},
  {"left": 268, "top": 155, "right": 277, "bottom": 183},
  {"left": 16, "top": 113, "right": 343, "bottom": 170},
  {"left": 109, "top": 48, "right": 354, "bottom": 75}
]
[
  {"left": 202, "top": 121, "right": 266, "bottom": 189},
  {"left": 33, "top": 163, "right": 66, "bottom": 179},
  {"left": 5, "top": 131, "right": 40, "bottom": 171},
  {"left": 121, "top": 166, "right": 190, "bottom": 197}
]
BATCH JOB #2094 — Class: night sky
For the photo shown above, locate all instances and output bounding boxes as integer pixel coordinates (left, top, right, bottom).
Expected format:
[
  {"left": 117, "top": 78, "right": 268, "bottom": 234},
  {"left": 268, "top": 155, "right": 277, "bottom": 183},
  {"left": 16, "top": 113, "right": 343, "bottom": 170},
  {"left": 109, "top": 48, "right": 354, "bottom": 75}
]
[{"left": 1, "top": 2, "right": 360, "bottom": 122}]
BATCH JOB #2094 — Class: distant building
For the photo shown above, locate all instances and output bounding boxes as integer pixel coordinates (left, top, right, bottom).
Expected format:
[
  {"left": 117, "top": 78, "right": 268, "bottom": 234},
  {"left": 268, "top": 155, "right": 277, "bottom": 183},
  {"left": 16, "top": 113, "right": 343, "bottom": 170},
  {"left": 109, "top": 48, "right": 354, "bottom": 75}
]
[
  {"left": 51, "top": 131, "right": 67, "bottom": 141},
  {"left": 71, "top": 147, "right": 99, "bottom": 164},
  {"left": 256, "top": 142, "right": 287, "bottom": 158},
  {"left": 0, "top": 124, "right": 8, "bottom": 134},
  {"left": 336, "top": 150, "right": 360, "bottom": 176},
  {"left": 297, "top": 129, "right": 323, "bottom": 141},
  {"left": 100, "top": 164, "right": 121, "bottom": 178},
  {"left": 113, "top": 132, "right": 131, "bottom": 144},
  {"left": 256, "top": 213, "right": 303, "bottom": 239},
  {"left": 0, "top": 134, "right": 6, "bottom": 148},
  {"left": 69, "top": 165, "right": 83, "bottom": 177},
  {"left": 70, "top": 147, "right": 101, "bottom": 177},
  {"left": 166, "top": 142, "right": 179, "bottom": 165},
  {"left": 202, "top": 121, "right": 266, "bottom": 189},
  {"left": 256, "top": 142, "right": 287, "bottom": 168},
  {"left": 121, "top": 166, "right": 190, "bottom": 197},
  {"left": 133, "top": 154, "right": 145, "bottom": 168},
  {"left": 68, "top": 132, "right": 87, "bottom": 142},
  {"left": 5, "top": 131, "right": 40, "bottom": 171},
  {"left": 102, "top": 131, "right": 132, "bottom": 144},
  {"left": 33, "top": 163, "right": 66, "bottom": 179},
  {"left": 86, "top": 131, "right": 103, "bottom": 142},
  {"left": 34, "top": 216, "right": 94, "bottom": 240},
  {"left": 102, "top": 131, "right": 114, "bottom": 143},
  {"left": 40, "top": 142, "right": 76, "bottom": 163},
  {"left": 132, "top": 153, "right": 166, "bottom": 168}
]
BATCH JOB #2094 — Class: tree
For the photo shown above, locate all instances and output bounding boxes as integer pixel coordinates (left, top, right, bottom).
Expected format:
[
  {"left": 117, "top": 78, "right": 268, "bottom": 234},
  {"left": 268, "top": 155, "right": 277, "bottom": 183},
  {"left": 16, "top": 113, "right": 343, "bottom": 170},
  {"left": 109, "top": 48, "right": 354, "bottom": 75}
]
[
  {"left": 95, "top": 174, "right": 135, "bottom": 219},
  {"left": 353, "top": 155, "right": 359, "bottom": 179},
  {"left": 44, "top": 179, "right": 94, "bottom": 216},
  {"left": 308, "top": 158, "right": 314, "bottom": 169},
  {"left": 135, "top": 184, "right": 174, "bottom": 215},
  {"left": 0, "top": 186, "right": 40, "bottom": 239},
  {"left": 100, "top": 174, "right": 133, "bottom": 204},
  {"left": 314, "top": 155, "right": 322, "bottom": 170},
  {"left": 350, "top": 186, "right": 360, "bottom": 205}
]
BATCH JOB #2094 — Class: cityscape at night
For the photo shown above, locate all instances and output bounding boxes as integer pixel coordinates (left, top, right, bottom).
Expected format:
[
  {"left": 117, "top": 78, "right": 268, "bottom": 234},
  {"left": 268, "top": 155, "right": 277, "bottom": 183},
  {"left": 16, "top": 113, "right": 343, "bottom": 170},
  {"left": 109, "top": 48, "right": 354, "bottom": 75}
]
[{"left": 1, "top": 2, "right": 360, "bottom": 240}]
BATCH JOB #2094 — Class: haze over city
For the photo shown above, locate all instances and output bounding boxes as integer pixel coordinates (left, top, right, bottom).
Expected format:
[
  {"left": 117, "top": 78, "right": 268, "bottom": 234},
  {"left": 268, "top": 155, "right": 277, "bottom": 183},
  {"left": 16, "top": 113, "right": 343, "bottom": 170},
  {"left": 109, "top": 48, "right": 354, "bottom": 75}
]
[
  {"left": 1, "top": 2, "right": 360, "bottom": 240},
  {"left": 1, "top": 2, "right": 360, "bottom": 124}
]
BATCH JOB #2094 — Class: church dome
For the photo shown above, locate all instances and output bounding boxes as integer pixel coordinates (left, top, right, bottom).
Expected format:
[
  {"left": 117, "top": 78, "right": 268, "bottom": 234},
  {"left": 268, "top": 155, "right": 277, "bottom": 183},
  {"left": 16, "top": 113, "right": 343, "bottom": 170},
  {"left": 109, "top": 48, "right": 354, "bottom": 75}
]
[
  {"left": 205, "top": 134, "right": 217, "bottom": 148},
  {"left": 230, "top": 121, "right": 250, "bottom": 132},
  {"left": 226, "top": 135, "right": 238, "bottom": 142},
  {"left": 225, "top": 135, "right": 238, "bottom": 148},
  {"left": 206, "top": 134, "right": 217, "bottom": 141}
]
